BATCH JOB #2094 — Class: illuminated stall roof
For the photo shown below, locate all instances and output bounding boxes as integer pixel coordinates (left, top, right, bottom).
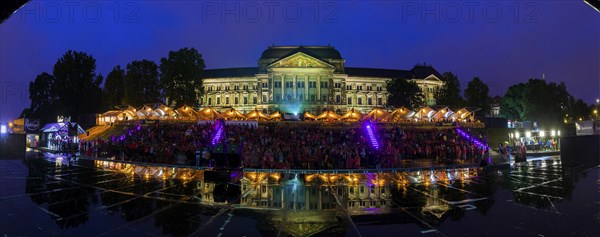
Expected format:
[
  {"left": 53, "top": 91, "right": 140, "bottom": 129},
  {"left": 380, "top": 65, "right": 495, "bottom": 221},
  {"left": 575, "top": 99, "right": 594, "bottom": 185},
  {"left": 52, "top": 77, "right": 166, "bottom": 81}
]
[
  {"left": 455, "top": 107, "right": 481, "bottom": 120},
  {"left": 316, "top": 111, "right": 341, "bottom": 120},
  {"left": 268, "top": 111, "right": 282, "bottom": 120},
  {"left": 220, "top": 108, "right": 246, "bottom": 120},
  {"left": 430, "top": 106, "right": 454, "bottom": 120},
  {"left": 245, "top": 110, "right": 270, "bottom": 120},
  {"left": 388, "top": 107, "right": 415, "bottom": 122},
  {"left": 340, "top": 108, "right": 363, "bottom": 121},
  {"left": 176, "top": 105, "right": 198, "bottom": 119},
  {"left": 197, "top": 107, "right": 220, "bottom": 120},
  {"left": 414, "top": 106, "right": 436, "bottom": 120},
  {"left": 363, "top": 108, "right": 389, "bottom": 122}
]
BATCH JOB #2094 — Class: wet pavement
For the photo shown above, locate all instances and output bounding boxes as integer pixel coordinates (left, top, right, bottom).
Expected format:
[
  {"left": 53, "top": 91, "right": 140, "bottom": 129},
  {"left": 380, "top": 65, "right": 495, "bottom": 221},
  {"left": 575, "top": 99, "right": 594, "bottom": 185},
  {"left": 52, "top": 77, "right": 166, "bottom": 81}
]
[{"left": 0, "top": 151, "right": 598, "bottom": 237}]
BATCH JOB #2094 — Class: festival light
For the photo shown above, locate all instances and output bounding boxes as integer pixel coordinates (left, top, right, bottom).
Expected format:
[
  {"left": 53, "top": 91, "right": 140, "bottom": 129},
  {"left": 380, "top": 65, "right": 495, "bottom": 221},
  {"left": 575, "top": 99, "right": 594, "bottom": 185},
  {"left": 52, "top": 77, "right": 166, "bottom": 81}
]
[
  {"left": 455, "top": 127, "right": 489, "bottom": 149},
  {"left": 539, "top": 131, "right": 545, "bottom": 137},
  {"left": 525, "top": 131, "right": 531, "bottom": 138},
  {"left": 364, "top": 122, "right": 380, "bottom": 150},
  {"left": 551, "top": 130, "right": 556, "bottom": 137},
  {"left": 0, "top": 125, "right": 6, "bottom": 134}
]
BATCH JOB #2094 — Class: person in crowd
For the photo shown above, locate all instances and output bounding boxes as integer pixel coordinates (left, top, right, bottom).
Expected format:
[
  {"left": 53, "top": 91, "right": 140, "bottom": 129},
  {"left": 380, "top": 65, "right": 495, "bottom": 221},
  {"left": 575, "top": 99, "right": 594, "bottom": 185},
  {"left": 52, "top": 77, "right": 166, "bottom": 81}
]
[{"left": 83, "top": 122, "right": 489, "bottom": 169}]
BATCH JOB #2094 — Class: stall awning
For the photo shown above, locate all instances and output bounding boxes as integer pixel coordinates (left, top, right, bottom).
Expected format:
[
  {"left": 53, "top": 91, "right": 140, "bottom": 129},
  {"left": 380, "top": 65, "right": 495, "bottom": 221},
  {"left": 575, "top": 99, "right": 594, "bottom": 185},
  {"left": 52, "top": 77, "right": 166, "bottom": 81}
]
[{"left": 41, "top": 122, "right": 86, "bottom": 134}]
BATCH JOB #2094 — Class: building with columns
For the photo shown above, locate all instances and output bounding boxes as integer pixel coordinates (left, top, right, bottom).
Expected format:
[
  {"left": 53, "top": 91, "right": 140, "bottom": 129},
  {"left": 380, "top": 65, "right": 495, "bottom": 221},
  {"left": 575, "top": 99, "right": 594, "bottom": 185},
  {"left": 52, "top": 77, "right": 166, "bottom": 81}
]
[{"left": 201, "top": 45, "right": 444, "bottom": 114}]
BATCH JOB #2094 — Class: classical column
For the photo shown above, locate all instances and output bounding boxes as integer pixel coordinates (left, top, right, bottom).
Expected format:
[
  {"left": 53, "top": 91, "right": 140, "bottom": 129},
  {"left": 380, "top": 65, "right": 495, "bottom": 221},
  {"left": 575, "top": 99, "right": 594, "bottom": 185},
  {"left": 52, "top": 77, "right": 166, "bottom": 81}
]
[
  {"left": 304, "top": 75, "right": 309, "bottom": 101},
  {"left": 317, "top": 75, "right": 321, "bottom": 102},
  {"left": 306, "top": 188, "right": 310, "bottom": 210},
  {"left": 318, "top": 189, "right": 322, "bottom": 209},
  {"left": 281, "top": 75, "right": 285, "bottom": 100},
  {"left": 269, "top": 75, "right": 274, "bottom": 103},
  {"left": 281, "top": 188, "right": 285, "bottom": 208},
  {"left": 293, "top": 75, "right": 297, "bottom": 100},
  {"left": 293, "top": 187, "right": 297, "bottom": 210}
]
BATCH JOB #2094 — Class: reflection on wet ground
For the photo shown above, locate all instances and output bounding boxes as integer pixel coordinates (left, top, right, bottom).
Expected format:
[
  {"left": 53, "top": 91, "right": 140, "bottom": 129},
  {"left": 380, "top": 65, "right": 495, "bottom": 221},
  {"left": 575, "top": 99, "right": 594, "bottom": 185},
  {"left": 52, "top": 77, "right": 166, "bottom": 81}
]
[{"left": 0, "top": 152, "right": 598, "bottom": 237}]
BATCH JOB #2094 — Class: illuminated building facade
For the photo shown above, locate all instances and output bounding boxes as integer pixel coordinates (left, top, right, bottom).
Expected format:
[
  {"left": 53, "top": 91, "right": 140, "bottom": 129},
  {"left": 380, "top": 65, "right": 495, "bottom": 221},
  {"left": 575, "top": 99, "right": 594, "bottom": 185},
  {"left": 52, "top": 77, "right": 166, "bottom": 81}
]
[{"left": 201, "top": 45, "right": 444, "bottom": 114}]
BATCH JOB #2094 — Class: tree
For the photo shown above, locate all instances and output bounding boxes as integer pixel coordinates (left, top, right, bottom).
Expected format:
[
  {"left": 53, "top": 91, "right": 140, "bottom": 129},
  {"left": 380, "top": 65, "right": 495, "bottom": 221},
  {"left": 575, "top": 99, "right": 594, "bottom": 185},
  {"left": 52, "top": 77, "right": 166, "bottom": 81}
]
[
  {"left": 103, "top": 65, "right": 126, "bottom": 110},
  {"left": 500, "top": 79, "right": 571, "bottom": 128},
  {"left": 52, "top": 50, "right": 103, "bottom": 117},
  {"left": 434, "top": 72, "right": 463, "bottom": 108},
  {"left": 568, "top": 98, "right": 589, "bottom": 121},
  {"left": 28, "top": 72, "right": 57, "bottom": 124},
  {"left": 386, "top": 78, "right": 424, "bottom": 109},
  {"left": 499, "top": 83, "right": 527, "bottom": 120},
  {"left": 124, "top": 60, "right": 162, "bottom": 106},
  {"left": 159, "top": 47, "right": 205, "bottom": 107},
  {"left": 464, "top": 77, "right": 491, "bottom": 115}
]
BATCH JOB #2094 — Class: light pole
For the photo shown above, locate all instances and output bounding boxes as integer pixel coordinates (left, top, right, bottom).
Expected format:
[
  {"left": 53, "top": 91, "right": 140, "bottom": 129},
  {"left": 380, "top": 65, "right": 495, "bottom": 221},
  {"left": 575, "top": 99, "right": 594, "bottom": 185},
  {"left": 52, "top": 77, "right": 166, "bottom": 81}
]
[{"left": 595, "top": 98, "right": 599, "bottom": 120}]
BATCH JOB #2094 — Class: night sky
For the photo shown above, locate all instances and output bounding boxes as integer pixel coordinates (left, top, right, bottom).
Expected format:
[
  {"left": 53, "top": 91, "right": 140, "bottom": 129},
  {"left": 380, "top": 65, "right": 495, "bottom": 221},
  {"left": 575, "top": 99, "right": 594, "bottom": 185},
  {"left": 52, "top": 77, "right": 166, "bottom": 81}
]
[{"left": 0, "top": 1, "right": 598, "bottom": 122}]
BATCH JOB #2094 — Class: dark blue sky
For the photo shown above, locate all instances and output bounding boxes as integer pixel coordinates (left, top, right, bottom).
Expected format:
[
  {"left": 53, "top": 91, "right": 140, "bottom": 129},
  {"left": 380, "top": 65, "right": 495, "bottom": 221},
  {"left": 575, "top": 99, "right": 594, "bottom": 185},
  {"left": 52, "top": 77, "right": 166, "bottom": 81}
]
[{"left": 0, "top": 0, "right": 598, "bottom": 122}]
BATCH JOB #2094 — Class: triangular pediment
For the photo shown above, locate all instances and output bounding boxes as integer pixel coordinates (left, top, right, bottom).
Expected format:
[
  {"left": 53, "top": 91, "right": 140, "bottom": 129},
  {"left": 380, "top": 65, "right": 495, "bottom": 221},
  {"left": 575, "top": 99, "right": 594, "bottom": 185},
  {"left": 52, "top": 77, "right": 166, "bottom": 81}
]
[
  {"left": 268, "top": 52, "right": 334, "bottom": 69},
  {"left": 423, "top": 74, "right": 443, "bottom": 82}
]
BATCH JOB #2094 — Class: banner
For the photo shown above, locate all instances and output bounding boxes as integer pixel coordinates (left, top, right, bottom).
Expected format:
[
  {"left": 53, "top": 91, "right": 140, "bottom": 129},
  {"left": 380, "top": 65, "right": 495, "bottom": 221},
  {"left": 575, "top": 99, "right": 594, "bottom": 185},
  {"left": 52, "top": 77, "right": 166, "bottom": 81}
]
[{"left": 24, "top": 118, "right": 40, "bottom": 133}]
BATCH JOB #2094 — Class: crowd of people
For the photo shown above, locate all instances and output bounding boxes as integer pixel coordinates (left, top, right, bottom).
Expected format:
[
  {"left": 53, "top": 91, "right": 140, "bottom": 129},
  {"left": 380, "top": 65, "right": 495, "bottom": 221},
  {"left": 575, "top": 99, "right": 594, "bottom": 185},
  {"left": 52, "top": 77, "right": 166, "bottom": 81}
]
[{"left": 80, "top": 121, "right": 490, "bottom": 169}]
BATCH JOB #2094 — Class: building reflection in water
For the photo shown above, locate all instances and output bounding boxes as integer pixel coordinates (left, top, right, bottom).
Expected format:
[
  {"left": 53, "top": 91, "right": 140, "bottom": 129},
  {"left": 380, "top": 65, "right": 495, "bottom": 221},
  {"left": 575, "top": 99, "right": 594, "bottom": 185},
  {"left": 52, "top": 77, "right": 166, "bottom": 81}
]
[
  {"left": 21, "top": 157, "right": 585, "bottom": 237},
  {"left": 95, "top": 160, "right": 478, "bottom": 212}
]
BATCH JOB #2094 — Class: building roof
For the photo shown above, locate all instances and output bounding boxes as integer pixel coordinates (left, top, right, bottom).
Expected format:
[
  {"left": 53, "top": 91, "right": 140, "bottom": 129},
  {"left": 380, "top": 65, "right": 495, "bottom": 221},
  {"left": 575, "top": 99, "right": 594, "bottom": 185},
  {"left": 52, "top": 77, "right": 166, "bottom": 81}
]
[
  {"left": 345, "top": 67, "right": 412, "bottom": 78},
  {"left": 260, "top": 46, "right": 342, "bottom": 60},
  {"left": 346, "top": 65, "right": 443, "bottom": 79},
  {"left": 410, "top": 65, "right": 443, "bottom": 79},
  {"left": 201, "top": 65, "right": 443, "bottom": 80},
  {"left": 202, "top": 67, "right": 258, "bottom": 78}
]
